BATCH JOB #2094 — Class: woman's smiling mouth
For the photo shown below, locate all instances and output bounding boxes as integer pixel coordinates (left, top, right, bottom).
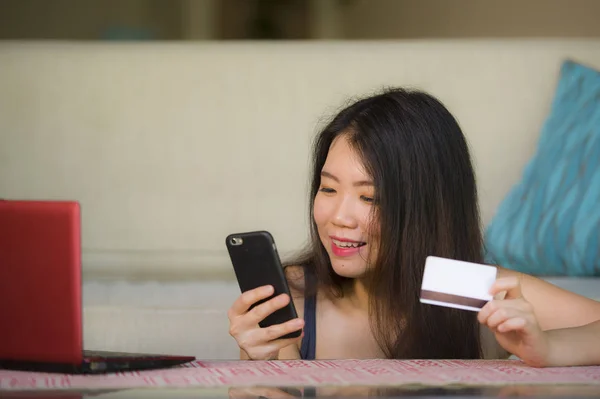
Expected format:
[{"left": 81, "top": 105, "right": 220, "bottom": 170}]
[{"left": 330, "top": 236, "right": 367, "bottom": 256}]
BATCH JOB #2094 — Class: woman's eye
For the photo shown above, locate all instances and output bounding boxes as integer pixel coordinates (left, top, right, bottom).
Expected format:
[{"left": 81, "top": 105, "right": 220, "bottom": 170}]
[
  {"left": 361, "top": 195, "right": 374, "bottom": 203},
  {"left": 319, "top": 187, "right": 336, "bottom": 194}
]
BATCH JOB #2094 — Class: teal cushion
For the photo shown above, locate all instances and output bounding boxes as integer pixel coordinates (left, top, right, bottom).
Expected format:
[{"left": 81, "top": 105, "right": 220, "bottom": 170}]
[{"left": 484, "top": 60, "right": 600, "bottom": 277}]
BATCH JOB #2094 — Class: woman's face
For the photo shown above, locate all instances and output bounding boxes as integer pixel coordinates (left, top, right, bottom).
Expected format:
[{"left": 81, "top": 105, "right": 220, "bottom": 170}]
[{"left": 313, "top": 134, "right": 379, "bottom": 278}]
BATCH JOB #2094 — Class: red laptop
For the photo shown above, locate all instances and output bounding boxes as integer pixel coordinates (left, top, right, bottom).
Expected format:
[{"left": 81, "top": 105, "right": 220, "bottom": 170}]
[{"left": 0, "top": 199, "right": 195, "bottom": 374}]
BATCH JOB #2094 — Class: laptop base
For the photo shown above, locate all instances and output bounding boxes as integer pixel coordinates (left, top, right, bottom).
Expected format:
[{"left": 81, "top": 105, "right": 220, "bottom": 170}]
[{"left": 0, "top": 355, "right": 195, "bottom": 374}]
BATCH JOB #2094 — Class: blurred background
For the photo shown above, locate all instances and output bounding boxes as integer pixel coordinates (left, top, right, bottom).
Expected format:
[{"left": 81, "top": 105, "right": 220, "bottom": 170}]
[{"left": 1, "top": 0, "right": 600, "bottom": 41}]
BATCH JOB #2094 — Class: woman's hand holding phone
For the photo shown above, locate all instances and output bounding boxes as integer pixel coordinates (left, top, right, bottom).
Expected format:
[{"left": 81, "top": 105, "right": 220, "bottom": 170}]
[{"left": 228, "top": 284, "right": 305, "bottom": 360}]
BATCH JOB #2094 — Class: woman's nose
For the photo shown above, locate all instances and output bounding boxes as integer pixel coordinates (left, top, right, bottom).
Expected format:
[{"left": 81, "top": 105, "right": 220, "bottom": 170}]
[{"left": 331, "top": 196, "right": 359, "bottom": 229}]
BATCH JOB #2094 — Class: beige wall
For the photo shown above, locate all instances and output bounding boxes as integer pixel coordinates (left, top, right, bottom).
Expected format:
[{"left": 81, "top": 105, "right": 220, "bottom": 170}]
[
  {"left": 343, "top": 0, "right": 600, "bottom": 39},
  {"left": 2, "top": 40, "right": 600, "bottom": 279}
]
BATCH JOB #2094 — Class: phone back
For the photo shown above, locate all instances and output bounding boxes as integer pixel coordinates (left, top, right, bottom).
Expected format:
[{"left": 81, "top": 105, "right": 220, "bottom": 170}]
[{"left": 225, "top": 231, "right": 300, "bottom": 337}]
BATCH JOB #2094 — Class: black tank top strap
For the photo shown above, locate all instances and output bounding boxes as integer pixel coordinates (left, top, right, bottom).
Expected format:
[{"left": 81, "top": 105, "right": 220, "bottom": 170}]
[{"left": 299, "top": 272, "right": 317, "bottom": 360}]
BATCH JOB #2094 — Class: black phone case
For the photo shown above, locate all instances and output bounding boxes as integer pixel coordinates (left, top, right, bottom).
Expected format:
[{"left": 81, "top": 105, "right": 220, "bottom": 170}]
[{"left": 225, "top": 230, "right": 301, "bottom": 339}]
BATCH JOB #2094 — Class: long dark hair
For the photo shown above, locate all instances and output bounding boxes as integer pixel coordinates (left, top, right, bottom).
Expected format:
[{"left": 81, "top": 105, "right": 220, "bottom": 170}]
[{"left": 287, "top": 87, "right": 483, "bottom": 359}]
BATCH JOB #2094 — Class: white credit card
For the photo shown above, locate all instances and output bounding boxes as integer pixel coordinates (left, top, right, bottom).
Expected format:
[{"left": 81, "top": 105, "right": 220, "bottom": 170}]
[{"left": 420, "top": 256, "right": 497, "bottom": 312}]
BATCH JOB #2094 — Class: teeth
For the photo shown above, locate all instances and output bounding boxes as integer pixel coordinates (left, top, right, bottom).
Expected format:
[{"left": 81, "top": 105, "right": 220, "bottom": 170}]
[{"left": 332, "top": 239, "right": 365, "bottom": 248}]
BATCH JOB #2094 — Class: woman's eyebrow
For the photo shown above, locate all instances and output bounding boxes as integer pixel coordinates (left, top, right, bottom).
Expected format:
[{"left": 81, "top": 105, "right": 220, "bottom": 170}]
[{"left": 321, "top": 170, "right": 373, "bottom": 187}]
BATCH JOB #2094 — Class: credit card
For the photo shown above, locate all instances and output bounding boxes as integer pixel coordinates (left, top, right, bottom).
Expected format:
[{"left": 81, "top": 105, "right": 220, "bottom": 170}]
[{"left": 420, "top": 256, "right": 497, "bottom": 312}]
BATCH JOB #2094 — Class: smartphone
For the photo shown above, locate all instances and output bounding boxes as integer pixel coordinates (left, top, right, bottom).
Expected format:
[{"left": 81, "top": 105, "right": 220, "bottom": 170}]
[{"left": 225, "top": 230, "right": 302, "bottom": 339}]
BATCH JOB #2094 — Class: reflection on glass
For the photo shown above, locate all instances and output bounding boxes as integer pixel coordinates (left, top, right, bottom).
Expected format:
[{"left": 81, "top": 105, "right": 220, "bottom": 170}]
[{"left": 227, "top": 384, "right": 600, "bottom": 398}]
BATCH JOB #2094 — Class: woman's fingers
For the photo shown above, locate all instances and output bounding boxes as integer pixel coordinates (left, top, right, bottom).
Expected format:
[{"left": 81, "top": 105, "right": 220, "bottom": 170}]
[
  {"left": 486, "top": 306, "right": 520, "bottom": 330},
  {"left": 228, "top": 285, "right": 274, "bottom": 321},
  {"left": 478, "top": 298, "right": 533, "bottom": 330},
  {"left": 262, "top": 318, "right": 305, "bottom": 341},
  {"left": 248, "top": 293, "right": 293, "bottom": 326},
  {"left": 478, "top": 298, "right": 504, "bottom": 324},
  {"left": 497, "top": 317, "right": 527, "bottom": 333},
  {"left": 240, "top": 321, "right": 303, "bottom": 351},
  {"left": 489, "top": 276, "right": 522, "bottom": 299}
]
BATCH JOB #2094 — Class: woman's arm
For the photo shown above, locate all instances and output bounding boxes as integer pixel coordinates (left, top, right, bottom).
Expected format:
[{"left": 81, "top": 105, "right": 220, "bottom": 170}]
[
  {"left": 545, "top": 319, "right": 600, "bottom": 366},
  {"left": 496, "top": 267, "right": 600, "bottom": 330}
]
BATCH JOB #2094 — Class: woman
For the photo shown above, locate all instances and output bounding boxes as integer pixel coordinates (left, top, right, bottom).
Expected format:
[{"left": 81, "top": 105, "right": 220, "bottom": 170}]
[{"left": 227, "top": 88, "right": 600, "bottom": 366}]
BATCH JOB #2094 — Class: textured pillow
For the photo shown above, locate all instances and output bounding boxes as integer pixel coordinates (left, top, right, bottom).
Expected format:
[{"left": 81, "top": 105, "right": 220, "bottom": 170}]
[{"left": 484, "top": 60, "right": 600, "bottom": 277}]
